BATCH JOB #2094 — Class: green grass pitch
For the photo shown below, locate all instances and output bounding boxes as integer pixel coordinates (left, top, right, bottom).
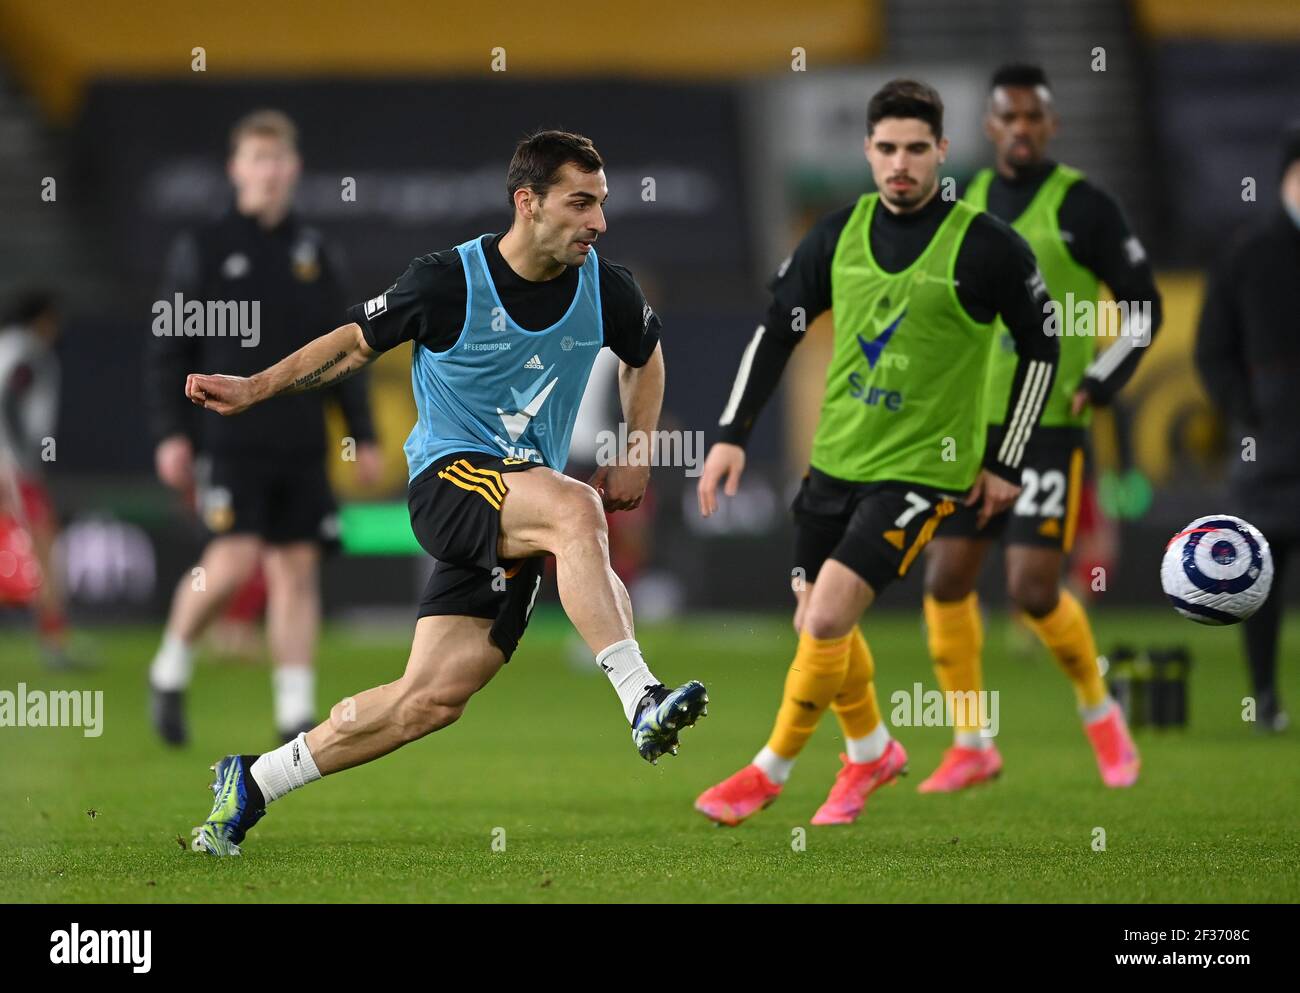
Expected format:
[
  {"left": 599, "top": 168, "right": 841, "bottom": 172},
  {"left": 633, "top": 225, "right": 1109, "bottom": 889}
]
[{"left": 2, "top": 607, "right": 1297, "bottom": 903}]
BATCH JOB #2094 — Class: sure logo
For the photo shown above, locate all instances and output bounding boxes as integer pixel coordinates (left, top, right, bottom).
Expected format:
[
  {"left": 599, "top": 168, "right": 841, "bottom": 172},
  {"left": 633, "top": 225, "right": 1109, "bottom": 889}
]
[{"left": 847, "top": 371, "right": 903, "bottom": 411}]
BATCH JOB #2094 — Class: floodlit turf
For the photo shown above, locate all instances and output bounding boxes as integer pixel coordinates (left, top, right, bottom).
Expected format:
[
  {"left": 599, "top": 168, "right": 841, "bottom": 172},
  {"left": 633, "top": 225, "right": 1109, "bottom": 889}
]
[{"left": 2, "top": 607, "right": 1297, "bottom": 903}]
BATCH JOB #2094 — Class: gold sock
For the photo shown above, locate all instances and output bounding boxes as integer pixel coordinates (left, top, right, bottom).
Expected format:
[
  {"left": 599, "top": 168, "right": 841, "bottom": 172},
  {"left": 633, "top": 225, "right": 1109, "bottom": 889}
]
[
  {"left": 923, "top": 593, "right": 984, "bottom": 737},
  {"left": 765, "top": 630, "right": 852, "bottom": 759},
  {"left": 1023, "top": 590, "right": 1106, "bottom": 709},
  {"left": 831, "top": 627, "right": 882, "bottom": 739}
]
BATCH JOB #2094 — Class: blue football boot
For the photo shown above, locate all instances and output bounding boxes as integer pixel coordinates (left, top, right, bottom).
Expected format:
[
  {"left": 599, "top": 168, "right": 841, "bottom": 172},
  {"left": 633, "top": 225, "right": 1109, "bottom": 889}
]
[
  {"left": 632, "top": 680, "right": 709, "bottom": 764},
  {"left": 195, "top": 755, "right": 266, "bottom": 856}
]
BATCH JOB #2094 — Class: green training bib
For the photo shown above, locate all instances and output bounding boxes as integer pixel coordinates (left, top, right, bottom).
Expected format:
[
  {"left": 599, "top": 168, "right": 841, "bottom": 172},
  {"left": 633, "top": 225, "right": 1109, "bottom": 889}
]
[
  {"left": 811, "top": 193, "right": 995, "bottom": 490},
  {"left": 964, "top": 164, "right": 1099, "bottom": 428}
]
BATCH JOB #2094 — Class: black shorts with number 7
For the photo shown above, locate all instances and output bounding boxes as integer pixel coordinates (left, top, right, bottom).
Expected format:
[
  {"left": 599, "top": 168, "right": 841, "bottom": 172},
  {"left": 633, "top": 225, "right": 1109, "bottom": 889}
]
[{"left": 791, "top": 467, "right": 959, "bottom": 594}]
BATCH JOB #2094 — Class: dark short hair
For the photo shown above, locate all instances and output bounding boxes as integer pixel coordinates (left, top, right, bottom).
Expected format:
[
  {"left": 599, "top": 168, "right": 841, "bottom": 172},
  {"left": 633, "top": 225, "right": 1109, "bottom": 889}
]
[
  {"left": 506, "top": 130, "right": 604, "bottom": 207},
  {"left": 867, "top": 79, "right": 944, "bottom": 139},
  {"left": 990, "top": 63, "right": 1052, "bottom": 93},
  {"left": 229, "top": 109, "right": 298, "bottom": 155},
  {"left": 3, "top": 288, "right": 57, "bottom": 327}
]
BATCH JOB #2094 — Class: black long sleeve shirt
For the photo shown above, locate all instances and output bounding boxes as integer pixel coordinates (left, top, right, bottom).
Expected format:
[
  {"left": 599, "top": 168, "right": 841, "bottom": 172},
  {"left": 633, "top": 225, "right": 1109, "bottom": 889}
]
[
  {"left": 145, "top": 207, "right": 376, "bottom": 460},
  {"left": 718, "top": 191, "right": 1058, "bottom": 482},
  {"left": 1195, "top": 210, "right": 1300, "bottom": 532},
  {"left": 978, "top": 160, "right": 1163, "bottom": 404}
]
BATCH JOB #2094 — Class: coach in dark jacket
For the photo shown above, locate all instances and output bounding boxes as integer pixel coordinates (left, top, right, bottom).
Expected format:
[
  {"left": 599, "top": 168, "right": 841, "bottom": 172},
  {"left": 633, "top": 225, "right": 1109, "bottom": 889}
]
[
  {"left": 143, "top": 110, "right": 380, "bottom": 746},
  {"left": 1194, "top": 123, "right": 1300, "bottom": 733}
]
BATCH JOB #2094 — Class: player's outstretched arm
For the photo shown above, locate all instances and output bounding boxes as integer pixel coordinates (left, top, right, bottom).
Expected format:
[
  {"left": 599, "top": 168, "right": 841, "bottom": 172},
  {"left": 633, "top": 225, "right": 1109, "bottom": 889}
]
[
  {"left": 185, "top": 322, "right": 376, "bottom": 416},
  {"left": 701, "top": 212, "right": 840, "bottom": 518}
]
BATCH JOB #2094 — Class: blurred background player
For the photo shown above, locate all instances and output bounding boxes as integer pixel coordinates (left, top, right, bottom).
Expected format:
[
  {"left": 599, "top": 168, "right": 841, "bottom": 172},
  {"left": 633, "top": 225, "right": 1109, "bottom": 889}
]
[
  {"left": 143, "top": 109, "right": 381, "bottom": 746},
  {"left": 918, "top": 64, "right": 1162, "bottom": 791},
  {"left": 1194, "top": 121, "right": 1300, "bottom": 734},
  {"left": 694, "top": 80, "right": 1057, "bottom": 827},
  {"left": 183, "top": 131, "right": 706, "bottom": 856},
  {"left": 0, "top": 289, "right": 87, "bottom": 669}
]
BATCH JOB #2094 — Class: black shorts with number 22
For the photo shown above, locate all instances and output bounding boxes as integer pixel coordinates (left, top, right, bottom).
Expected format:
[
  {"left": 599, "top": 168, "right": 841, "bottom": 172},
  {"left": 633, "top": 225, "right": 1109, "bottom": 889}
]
[{"left": 940, "top": 425, "right": 1086, "bottom": 551}]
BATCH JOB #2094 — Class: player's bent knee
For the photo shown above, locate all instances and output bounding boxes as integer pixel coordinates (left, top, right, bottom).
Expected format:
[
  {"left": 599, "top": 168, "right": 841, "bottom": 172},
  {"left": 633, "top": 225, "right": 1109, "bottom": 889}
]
[
  {"left": 925, "top": 573, "right": 975, "bottom": 603},
  {"left": 192, "top": 553, "right": 261, "bottom": 599},
  {"left": 559, "top": 485, "right": 608, "bottom": 542},
  {"left": 801, "top": 606, "right": 855, "bottom": 640},
  {"left": 202, "top": 537, "right": 262, "bottom": 579},
  {"left": 1009, "top": 574, "right": 1059, "bottom": 619},
  {"left": 924, "top": 547, "right": 979, "bottom": 602}
]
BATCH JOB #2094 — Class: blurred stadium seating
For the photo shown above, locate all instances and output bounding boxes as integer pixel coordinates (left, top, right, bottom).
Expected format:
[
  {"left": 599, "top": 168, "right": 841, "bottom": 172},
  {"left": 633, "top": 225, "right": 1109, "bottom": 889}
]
[{"left": 0, "top": 0, "right": 1297, "bottom": 622}]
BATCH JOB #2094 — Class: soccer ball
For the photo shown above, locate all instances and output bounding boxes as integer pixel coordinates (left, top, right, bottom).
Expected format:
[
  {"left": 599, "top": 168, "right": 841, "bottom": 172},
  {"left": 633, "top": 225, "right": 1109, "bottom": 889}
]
[{"left": 1160, "top": 514, "right": 1273, "bottom": 625}]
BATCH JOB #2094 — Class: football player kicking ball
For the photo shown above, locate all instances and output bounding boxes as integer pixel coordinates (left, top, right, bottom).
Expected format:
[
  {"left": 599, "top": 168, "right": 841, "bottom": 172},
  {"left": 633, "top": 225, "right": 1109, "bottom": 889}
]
[
  {"left": 184, "top": 131, "right": 707, "bottom": 855},
  {"left": 917, "top": 65, "right": 1160, "bottom": 793},
  {"left": 694, "top": 79, "right": 1058, "bottom": 827}
]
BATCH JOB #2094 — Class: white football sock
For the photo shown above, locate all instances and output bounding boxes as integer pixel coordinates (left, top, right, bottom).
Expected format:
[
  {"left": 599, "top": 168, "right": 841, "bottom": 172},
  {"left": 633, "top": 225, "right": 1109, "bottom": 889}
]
[
  {"left": 249, "top": 733, "right": 321, "bottom": 805},
  {"left": 753, "top": 746, "right": 795, "bottom": 785},
  {"left": 272, "top": 665, "right": 315, "bottom": 733},
  {"left": 846, "top": 722, "right": 891, "bottom": 763},
  {"left": 1081, "top": 698, "right": 1114, "bottom": 725},
  {"left": 595, "top": 639, "right": 661, "bottom": 723},
  {"left": 955, "top": 729, "right": 993, "bottom": 750},
  {"left": 149, "top": 634, "right": 193, "bottom": 691}
]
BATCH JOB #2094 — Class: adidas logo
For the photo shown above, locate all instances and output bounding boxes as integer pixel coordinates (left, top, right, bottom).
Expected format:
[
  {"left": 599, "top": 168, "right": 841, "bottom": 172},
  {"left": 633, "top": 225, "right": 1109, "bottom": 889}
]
[{"left": 524, "top": 354, "right": 544, "bottom": 370}]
